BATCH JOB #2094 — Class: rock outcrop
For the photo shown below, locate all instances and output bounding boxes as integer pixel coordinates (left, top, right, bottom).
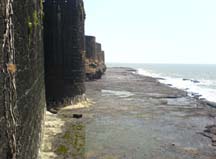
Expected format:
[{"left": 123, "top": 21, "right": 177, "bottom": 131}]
[
  {"left": 85, "top": 36, "right": 106, "bottom": 80},
  {"left": 0, "top": 1, "right": 45, "bottom": 158},
  {"left": 43, "top": 0, "right": 86, "bottom": 109}
]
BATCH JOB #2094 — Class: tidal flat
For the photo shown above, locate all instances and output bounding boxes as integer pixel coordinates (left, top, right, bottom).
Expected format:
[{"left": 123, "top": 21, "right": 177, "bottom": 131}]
[{"left": 41, "top": 67, "right": 216, "bottom": 159}]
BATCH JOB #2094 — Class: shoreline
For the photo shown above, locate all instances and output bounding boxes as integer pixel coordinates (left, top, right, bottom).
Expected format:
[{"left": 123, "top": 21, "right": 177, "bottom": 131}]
[
  {"left": 108, "top": 63, "right": 216, "bottom": 104},
  {"left": 41, "top": 67, "right": 216, "bottom": 159},
  {"left": 116, "top": 66, "right": 216, "bottom": 109}
]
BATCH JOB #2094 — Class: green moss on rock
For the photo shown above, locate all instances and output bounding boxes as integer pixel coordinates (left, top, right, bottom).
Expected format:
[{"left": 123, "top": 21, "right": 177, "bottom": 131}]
[{"left": 56, "top": 145, "right": 69, "bottom": 154}]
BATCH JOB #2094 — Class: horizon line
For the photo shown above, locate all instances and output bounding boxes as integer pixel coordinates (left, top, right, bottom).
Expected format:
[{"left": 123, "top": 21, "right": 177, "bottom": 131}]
[{"left": 106, "top": 62, "right": 216, "bottom": 65}]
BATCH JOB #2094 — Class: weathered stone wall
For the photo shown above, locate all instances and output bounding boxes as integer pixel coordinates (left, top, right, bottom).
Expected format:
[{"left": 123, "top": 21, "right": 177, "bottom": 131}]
[
  {"left": 0, "top": 0, "right": 46, "bottom": 158},
  {"left": 0, "top": 1, "right": 7, "bottom": 158},
  {"left": 96, "top": 42, "right": 102, "bottom": 55},
  {"left": 96, "top": 43, "right": 105, "bottom": 63},
  {"left": 96, "top": 43, "right": 106, "bottom": 74},
  {"left": 101, "top": 51, "right": 105, "bottom": 63},
  {"left": 44, "top": 0, "right": 86, "bottom": 108},
  {"left": 85, "top": 36, "right": 106, "bottom": 80},
  {"left": 85, "top": 35, "right": 96, "bottom": 60}
]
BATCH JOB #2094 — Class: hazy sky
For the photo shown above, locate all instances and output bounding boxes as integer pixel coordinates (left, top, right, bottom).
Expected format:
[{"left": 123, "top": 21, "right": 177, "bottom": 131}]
[{"left": 84, "top": 0, "right": 216, "bottom": 64}]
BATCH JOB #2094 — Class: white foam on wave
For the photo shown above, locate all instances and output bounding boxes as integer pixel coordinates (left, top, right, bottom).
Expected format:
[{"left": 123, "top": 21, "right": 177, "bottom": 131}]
[
  {"left": 137, "top": 68, "right": 161, "bottom": 78},
  {"left": 137, "top": 68, "right": 216, "bottom": 103}
]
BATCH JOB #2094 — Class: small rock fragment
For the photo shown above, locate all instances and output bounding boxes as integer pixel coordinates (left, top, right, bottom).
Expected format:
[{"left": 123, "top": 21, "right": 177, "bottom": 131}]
[
  {"left": 49, "top": 108, "right": 58, "bottom": 114},
  {"left": 73, "top": 114, "right": 82, "bottom": 118}
]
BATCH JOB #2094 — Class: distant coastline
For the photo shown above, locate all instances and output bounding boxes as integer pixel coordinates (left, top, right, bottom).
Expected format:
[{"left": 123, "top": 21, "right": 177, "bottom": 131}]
[{"left": 107, "top": 64, "right": 216, "bottom": 108}]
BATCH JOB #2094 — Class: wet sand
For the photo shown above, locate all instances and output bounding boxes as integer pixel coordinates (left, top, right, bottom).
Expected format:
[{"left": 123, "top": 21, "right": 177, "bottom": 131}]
[{"left": 41, "top": 67, "right": 216, "bottom": 159}]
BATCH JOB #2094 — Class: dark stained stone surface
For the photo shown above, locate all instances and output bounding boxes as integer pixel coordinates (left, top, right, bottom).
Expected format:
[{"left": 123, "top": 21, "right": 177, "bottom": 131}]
[
  {"left": 0, "top": 0, "right": 46, "bottom": 158},
  {"left": 0, "top": 2, "right": 7, "bottom": 158},
  {"left": 44, "top": 0, "right": 86, "bottom": 108},
  {"left": 85, "top": 35, "right": 97, "bottom": 60},
  {"left": 85, "top": 37, "right": 106, "bottom": 80}
]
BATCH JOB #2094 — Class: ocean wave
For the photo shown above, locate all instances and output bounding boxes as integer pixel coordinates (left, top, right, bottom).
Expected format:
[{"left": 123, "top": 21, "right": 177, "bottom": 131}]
[{"left": 137, "top": 68, "right": 216, "bottom": 103}]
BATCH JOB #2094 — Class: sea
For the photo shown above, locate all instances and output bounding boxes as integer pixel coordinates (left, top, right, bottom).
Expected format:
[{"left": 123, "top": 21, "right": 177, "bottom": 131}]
[{"left": 107, "top": 63, "right": 216, "bottom": 103}]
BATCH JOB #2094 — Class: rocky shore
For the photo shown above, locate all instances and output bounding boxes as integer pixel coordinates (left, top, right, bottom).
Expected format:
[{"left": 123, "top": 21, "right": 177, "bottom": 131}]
[{"left": 41, "top": 67, "right": 216, "bottom": 159}]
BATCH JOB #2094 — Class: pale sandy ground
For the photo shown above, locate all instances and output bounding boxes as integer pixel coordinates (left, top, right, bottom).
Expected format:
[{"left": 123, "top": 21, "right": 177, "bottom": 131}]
[
  {"left": 40, "top": 67, "right": 216, "bottom": 159},
  {"left": 40, "top": 100, "right": 93, "bottom": 159}
]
